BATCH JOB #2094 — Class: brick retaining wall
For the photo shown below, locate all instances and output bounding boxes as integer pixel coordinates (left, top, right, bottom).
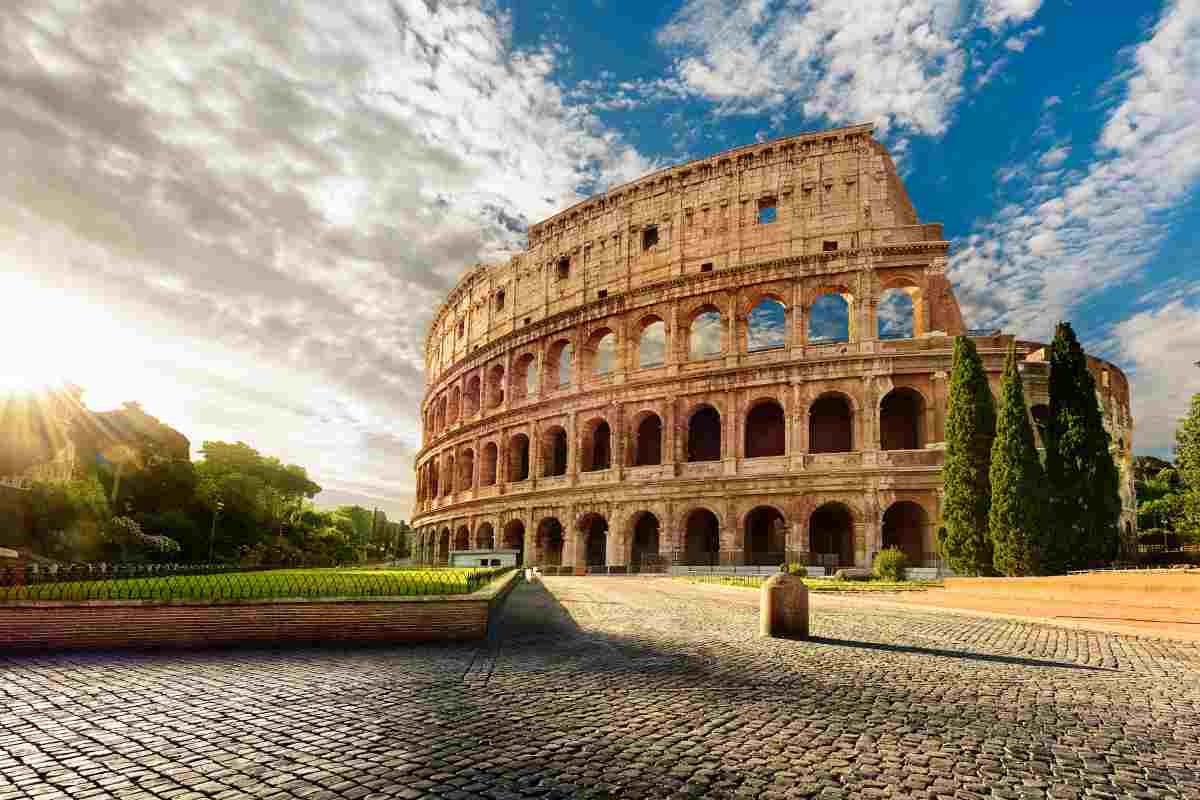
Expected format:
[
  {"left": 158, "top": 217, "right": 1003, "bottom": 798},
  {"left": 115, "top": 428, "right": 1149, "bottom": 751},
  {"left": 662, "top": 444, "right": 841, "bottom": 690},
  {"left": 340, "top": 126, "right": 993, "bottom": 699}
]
[{"left": 0, "top": 570, "right": 520, "bottom": 652}]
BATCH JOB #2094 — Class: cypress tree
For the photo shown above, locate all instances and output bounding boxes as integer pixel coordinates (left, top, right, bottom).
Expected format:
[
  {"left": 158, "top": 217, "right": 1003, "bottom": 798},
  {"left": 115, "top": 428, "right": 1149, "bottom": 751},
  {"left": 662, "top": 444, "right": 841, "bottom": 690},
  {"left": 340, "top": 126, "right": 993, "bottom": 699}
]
[
  {"left": 1043, "top": 322, "right": 1121, "bottom": 571},
  {"left": 1175, "top": 394, "right": 1200, "bottom": 541},
  {"left": 939, "top": 336, "right": 997, "bottom": 575},
  {"left": 989, "top": 342, "right": 1044, "bottom": 576}
]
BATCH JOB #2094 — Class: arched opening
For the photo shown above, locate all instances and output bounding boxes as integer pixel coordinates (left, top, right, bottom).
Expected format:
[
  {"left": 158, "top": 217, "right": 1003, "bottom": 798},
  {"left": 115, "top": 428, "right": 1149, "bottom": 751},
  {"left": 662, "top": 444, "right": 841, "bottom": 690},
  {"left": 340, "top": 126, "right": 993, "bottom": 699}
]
[
  {"left": 809, "top": 293, "right": 850, "bottom": 343},
  {"left": 503, "top": 519, "right": 525, "bottom": 564},
  {"left": 476, "top": 522, "right": 495, "bottom": 551},
  {"left": 487, "top": 364, "right": 505, "bottom": 409},
  {"left": 508, "top": 433, "right": 530, "bottom": 481},
  {"left": 583, "top": 419, "right": 611, "bottom": 471},
  {"left": 481, "top": 442, "right": 498, "bottom": 486},
  {"left": 454, "top": 526, "right": 470, "bottom": 552},
  {"left": 638, "top": 317, "right": 666, "bottom": 368},
  {"left": 744, "top": 400, "right": 786, "bottom": 457},
  {"left": 1031, "top": 403, "right": 1050, "bottom": 448},
  {"left": 684, "top": 508, "right": 721, "bottom": 565},
  {"left": 588, "top": 329, "right": 617, "bottom": 377},
  {"left": 542, "top": 426, "right": 568, "bottom": 477},
  {"left": 537, "top": 518, "right": 564, "bottom": 566},
  {"left": 436, "top": 396, "right": 446, "bottom": 432},
  {"left": 809, "top": 503, "right": 854, "bottom": 568},
  {"left": 881, "top": 501, "right": 926, "bottom": 564},
  {"left": 687, "top": 405, "right": 722, "bottom": 462},
  {"left": 464, "top": 375, "right": 481, "bottom": 417},
  {"left": 437, "top": 529, "right": 450, "bottom": 564},
  {"left": 443, "top": 454, "right": 455, "bottom": 495},
  {"left": 880, "top": 388, "right": 925, "bottom": 451},
  {"left": 809, "top": 394, "right": 854, "bottom": 453},
  {"left": 747, "top": 298, "right": 786, "bottom": 352},
  {"left": 632, "top": 413, "right": 662, "bottom": 466},
  {"left": 689, "top": 307, "right": 723, "bottom": 360},
  {"left": 629, "top": 512, "right": 661, "bottom": 572},
  {"left": 744, "top": 506, "right": 786, "bottom": 566},
  {"left": 877, "top": 287, "right": 917, "bottom": 340},
  {"left": 547, "top": 340, "right": 573, "bottom": 390},
  {"left": 448, "top": 386, "right": 461, "bottom": 423},
  {"left": 429, "top": 460, "right": 439, "bottom": 498},
  {"left": 459, "top": 448, "right": 474, "bottom": 491},
  {"left": 582, "top": 514, "right": 608, "bottom": 569},
  {"left": 514, "top": 353, "right": 537, "bottom": 400}
]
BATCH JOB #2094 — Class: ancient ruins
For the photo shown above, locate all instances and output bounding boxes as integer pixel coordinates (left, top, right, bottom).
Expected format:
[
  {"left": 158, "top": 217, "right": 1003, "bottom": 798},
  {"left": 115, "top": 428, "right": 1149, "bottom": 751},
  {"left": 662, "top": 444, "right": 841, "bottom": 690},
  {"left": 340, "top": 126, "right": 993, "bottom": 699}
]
[{"left": 410, "top": 124, "right": 1135, "bottom": 572}]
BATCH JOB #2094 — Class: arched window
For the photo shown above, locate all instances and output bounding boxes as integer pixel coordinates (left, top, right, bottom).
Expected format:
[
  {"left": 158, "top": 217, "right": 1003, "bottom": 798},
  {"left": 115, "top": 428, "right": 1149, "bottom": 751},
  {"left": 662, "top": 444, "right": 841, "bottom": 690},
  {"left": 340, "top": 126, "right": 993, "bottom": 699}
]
[
  {"left": 632, "top": 413, "right": 662, "bottom": 466},
  {"left": 508, "top": 433, "right": 530, "bottom": 481},
  {"left": 583, "top": 419, "right": 611, "bottom": 471},
  {"left": 882, "top": 501, "right": 927, "bottom": 564},
  {"left": 689, "top": 307, "right": 723, "bottom": 360},
  {"left": 547, "top": 340, "right": 573, "bottom": 389},
  {"left": 429, "top": 460, "right": 439, "bottom": 497},
  {"left": 684, "top": 508, "right": 720, "bottom": 565},
  {"left": 589, "top": 330, "right": 617, "bottom": 376},
  {"left": 459, "top": 448, "right": 474, "bottom": 490},
  {"left": 809, "top": 394, "right": 853, "bottom": 453},
  {"left": 809, "top": 503, "right": 854, "bottom": 567},
  {"left": 687, "top": 405, "right": 722, "bottom": 462},
  {"left": 502, "top": 520, "right": 525, "bottom": 564},
  {"left": 745, "top": 400, "right": 786, "bottom": 457},
  {"left": 747, "top": 298, "right": 786, "bottom": 352},
  {"left": 537, "top": 518, "right": 564, "bottom": 566},
  {"left": 481, "top": 442, "right": 498, "bottom": 486},
  {"left": 443, "top": 454, "right": 455, "bottom": 494},
  {"left": 809, "top": 293, "right": 849, "bottom": 343},
  {"left": 464, "top": 375, "right": 481, "bottom": 416},
  {"left": 486, "top": 364, "right": 505, "bottom": 409},
  {"left": 582, "top": 514, "right": 608, "bottom": 568},
  {"left": 629, "top": 512, "right": 660, "bottom": 572},
  {"left": 454, "top": 526, "right": 470, "bottom": 551},
  {"left": 880, "top": 388, "right": 925, "bottom": 450},
  {"left": 542, "top": 426, "right": 568, "bottom": 477},
  {"left": 638, "top": 318, "right": 666, "bottom": 368},
  {"left": 514, "top": 353, "right": 537, "bottom": 400},
  {"left": 744, "top": 506, "right": 786, "bottom": 566},
  {"left": 476, "top": 522, "right": 495, "bottom": 550},
  {"left": 448, "top": 386, "right": 461, "bottom": 423},
  {"left": 877, "top": 288, "right": 916, "bottom": 340}
]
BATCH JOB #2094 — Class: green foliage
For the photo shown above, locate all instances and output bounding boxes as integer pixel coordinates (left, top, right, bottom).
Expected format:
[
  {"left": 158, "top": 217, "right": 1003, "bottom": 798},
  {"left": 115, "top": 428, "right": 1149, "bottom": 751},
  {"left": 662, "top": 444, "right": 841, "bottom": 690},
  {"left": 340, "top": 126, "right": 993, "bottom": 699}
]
[
  {"left": 989, "top": 343, "right": 1045, "bottom": 576},
  {"left": 1176, "top": 394, "right": 1200, "bottom": 541},
  {"left": 939, "top": 337, "right": 997, "bottom": 575},
  {"left": 28, "top": 473, "right": 111, "bottom": 561},
  {"left": 872, "top": 547, "right": 908, "bottom": 582},
  {"left": 1042, "top": 323, "right": 1121, "bottom": 571}
]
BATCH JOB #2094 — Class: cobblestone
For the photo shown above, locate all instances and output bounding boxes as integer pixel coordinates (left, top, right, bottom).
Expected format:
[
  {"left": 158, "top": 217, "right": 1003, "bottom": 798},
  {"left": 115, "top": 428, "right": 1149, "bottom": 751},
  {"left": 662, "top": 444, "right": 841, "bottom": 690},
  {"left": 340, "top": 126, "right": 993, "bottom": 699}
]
[{"left": 2, "top": 578, "right": 1200, "bottom": 799}]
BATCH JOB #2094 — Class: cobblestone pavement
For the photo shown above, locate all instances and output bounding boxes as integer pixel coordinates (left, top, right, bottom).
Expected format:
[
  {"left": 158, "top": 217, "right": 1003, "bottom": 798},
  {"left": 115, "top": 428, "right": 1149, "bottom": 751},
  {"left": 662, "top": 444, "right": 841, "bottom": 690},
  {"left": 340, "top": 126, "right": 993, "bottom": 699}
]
[{"left": 3, "top": 577, "right": 1200, "bottom": 800}]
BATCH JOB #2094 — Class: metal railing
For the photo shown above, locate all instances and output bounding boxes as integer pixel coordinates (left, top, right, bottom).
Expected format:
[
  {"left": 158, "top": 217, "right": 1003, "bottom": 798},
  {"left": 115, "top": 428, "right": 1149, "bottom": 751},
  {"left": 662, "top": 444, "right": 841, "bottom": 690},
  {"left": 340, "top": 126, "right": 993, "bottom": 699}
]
[{"left": 0, "top": 562, "right": 514, "bottom": 602}]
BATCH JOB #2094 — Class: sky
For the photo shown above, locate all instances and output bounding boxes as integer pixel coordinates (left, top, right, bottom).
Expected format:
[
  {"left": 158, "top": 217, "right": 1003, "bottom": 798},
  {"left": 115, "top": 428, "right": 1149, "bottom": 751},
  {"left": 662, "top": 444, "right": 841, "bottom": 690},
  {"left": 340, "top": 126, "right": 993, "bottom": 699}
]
[{"left": 1, "top": 0, "right": 1198, "bottom": 520}]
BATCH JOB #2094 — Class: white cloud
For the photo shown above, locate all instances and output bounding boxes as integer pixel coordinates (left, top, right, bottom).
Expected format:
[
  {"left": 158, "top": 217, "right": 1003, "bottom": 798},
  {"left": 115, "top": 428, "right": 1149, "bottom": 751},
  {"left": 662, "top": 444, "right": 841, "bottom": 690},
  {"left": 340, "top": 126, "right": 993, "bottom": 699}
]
[
  {"left": 656, "top": 0, "right": 1044, "bottom": 137},
  {"left": 949, "top": 0, "right": 1200, "bottom": 339},
  {"left": 1004, "top": 24, "right": 1044, "bottom": 51},
  {"left": 1037, "top": 144, "right": 1071, "bottom": 168},
  {"left": 0, "top": 0, "right": 653, "bottom": 517}
]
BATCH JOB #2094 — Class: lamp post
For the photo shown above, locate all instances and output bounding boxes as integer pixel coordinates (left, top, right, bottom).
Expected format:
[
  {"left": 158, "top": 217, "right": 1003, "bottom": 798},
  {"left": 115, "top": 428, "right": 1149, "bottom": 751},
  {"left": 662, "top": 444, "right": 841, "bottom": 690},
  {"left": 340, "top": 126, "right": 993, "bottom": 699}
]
[{"left": 208, "top": 499, "right": 224, "bottom": 563}]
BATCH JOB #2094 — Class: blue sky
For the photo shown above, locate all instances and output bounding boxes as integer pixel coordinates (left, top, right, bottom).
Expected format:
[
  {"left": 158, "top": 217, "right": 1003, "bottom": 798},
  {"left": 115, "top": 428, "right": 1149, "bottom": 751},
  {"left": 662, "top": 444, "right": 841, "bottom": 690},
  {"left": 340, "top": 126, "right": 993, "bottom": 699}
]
[{"left": 0, "top": 0, "right": 1197, "bottom": 518}]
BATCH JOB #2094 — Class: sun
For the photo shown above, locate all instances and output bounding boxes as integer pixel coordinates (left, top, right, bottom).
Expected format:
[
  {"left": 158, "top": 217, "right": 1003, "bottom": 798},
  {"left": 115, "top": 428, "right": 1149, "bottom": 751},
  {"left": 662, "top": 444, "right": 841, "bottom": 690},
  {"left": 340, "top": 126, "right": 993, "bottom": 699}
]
[{"left": 0, "top": 273, "right": 99, "bottom": 399}]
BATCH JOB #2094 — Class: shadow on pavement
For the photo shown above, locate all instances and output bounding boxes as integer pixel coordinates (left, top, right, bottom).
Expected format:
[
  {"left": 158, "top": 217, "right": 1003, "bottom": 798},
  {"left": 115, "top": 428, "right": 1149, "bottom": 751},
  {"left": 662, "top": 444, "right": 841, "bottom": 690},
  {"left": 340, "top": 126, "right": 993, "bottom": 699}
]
[{"left": 808, "top": 636, "right": 1113, "bottom": 671}]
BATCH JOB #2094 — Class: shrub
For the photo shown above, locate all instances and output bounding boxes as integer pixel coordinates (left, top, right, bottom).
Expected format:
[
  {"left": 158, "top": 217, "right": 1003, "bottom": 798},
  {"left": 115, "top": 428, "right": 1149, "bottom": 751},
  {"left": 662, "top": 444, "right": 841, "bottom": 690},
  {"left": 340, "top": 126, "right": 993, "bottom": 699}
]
[{"left": 873, "top": 547, "right": 908, "bottom": 582}]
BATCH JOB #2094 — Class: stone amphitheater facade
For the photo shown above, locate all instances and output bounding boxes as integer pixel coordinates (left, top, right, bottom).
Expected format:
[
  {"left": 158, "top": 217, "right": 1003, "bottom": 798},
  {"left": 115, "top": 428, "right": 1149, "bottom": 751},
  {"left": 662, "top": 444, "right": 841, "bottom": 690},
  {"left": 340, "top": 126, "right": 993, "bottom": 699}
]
[{"left": 410, "top": 123, "right": 1136, "bottom": 573}]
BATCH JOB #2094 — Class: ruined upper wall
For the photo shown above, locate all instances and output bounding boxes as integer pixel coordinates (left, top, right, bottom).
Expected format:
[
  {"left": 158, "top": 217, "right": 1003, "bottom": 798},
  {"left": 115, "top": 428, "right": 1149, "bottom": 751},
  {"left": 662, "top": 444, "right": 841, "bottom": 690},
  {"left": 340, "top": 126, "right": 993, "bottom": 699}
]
[{"left": 424, "top": 124, "right": 935, "bottom": 381}]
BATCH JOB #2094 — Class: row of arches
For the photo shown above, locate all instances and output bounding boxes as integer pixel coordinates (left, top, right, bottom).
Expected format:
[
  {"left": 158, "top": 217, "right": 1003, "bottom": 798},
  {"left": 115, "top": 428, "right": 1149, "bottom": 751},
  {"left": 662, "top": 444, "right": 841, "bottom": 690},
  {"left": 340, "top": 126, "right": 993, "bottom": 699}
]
[
  {"left": 416, "top": 500, "right": 931, "bottom": 569},
  {"left": 426, "top": 287, "right": 926, "bottom": 440},
  {"left": 417, "top": 388, "right": 928, "bottom": 501}
]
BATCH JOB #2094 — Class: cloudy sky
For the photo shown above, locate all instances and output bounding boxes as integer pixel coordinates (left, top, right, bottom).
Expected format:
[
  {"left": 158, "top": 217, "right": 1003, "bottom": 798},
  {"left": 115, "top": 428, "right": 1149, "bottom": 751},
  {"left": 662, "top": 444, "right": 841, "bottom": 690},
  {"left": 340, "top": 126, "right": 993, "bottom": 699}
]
[{"left": 2, "top": 0, "right": 1197, "bottom": 519}]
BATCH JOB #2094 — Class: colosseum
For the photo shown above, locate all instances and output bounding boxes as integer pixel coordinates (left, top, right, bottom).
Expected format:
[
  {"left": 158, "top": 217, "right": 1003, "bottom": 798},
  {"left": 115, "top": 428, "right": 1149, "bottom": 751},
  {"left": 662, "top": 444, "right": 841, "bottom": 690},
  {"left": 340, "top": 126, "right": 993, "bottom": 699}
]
[{"left": 410, "top": 123, "right": 1136, "bottom": 574}]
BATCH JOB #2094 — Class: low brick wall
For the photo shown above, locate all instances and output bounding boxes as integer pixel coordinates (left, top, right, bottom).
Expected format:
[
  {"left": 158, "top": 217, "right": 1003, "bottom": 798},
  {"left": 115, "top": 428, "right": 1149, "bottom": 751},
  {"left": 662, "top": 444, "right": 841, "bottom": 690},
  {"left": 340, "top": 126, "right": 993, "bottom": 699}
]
[
  {"left": 0, "top": 570, "right": 521, "bottom": 652},
  {"left": 945, "top": 570, "right": 1200, "bottom": 608}
]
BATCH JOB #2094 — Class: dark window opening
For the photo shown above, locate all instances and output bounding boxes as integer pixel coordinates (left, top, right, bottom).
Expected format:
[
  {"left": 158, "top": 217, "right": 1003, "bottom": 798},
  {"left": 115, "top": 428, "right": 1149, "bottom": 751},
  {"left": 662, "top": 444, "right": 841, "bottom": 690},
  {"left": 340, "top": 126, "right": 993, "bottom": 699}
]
[
  {"left": 809, "top": 395, "right": 853, "bottom": 453},
  {"left": 495, "top": 290, "right": 505, "bottom": 311},
  {"left": 598, "top": 289, "right": 608, "bottom": 299},
  {"left": 524, "top": 317, "right": 531, "bottom": 326},
  {"left": 684, "top": 509, "right": 720, "bottom": 566},
  {"left": 687, "top": 406, "right": 722, "bottom": 462},
  {"left": 745, "top": 401, "right": 786, "bottom": 457},
  {"left": 557, "top": 257, "right": 570, "bottom": 280},
  {"left": 633, "top": 414, "right": 663, "bottom": 466},
  {"left": 822, "top": 240, "right": 838, "bottom": 252},
  {"left": 700, "top": 263, "right": 713, "bottom": 273},
  {"left": 642, "top": 226, "right": 658, "bottom": 251}
]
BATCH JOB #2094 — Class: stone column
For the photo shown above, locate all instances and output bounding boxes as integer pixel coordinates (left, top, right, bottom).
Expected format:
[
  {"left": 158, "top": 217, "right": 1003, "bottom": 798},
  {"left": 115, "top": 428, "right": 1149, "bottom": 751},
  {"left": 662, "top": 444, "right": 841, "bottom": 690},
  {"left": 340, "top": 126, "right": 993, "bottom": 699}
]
[{"left": 931, "top": 370, "right": 949, "bottom": 443}]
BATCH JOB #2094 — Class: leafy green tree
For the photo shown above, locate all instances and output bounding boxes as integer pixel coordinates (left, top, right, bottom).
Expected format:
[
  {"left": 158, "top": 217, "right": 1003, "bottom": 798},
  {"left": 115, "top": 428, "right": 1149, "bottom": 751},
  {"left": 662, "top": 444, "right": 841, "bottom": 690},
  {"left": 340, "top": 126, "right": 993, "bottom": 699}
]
[
  {"left": 989, "top": 343, "right": 1045, "bottom": 575},
  {"left": 1175, "top": 393, "right": 1200, "bottom": 541},
  {"left": 1042, "top": 323, "right": 1122, "bottom": 570},
  {"left": 938, "top": 336, "right": 997, "bottom": 575},
  {"left": 28, "top": 473, "right": 111, "bottom": 561}
]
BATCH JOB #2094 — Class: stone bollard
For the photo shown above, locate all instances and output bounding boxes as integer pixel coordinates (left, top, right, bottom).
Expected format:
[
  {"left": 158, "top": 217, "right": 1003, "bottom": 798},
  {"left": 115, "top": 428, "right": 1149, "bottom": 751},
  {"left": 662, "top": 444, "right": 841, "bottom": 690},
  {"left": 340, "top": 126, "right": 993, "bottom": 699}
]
[{"left": 759, "top": 573, "right": 809, "bottom": 639}]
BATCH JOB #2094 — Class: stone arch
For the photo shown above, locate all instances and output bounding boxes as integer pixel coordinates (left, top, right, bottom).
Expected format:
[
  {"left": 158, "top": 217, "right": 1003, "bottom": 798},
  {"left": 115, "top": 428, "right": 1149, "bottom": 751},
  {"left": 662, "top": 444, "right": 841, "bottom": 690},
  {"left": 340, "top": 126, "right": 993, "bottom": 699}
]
[
  {"left": 745, "top": 295, "right": 787, "bottom": 352},
  {"left": 437, "top": 528, "right": 450, "bottom": 564},
  {"left": 502, "top": 519, "right": 526, "bottom": 564},
  {"left": 877, "top": 286, "right": 925, "bottom": 341},
  {"left": 881, "top": 500, "right": 928, "bottom": 564},
  {"left": 809, "top": 502, "right": 855, "bottom": 568},
  {"left": 429, "top": 459, "right": 440, "bottom": 498},
  {"left": 547, "top": 339, "right": 574, "bottom": 391},
  {"left": 879, "top": 387, "right": 926, "bottom": 451},
  {"left": 536, "top": 517, "right": 564, "bottom": 566},
  {"left": 454, "top": 524, "right": 470, "bottom": 551},
  {"left": 584, "top": 327, "right": 618, "bottom": 377},
  {"left": 682, "top": 507, "right": 721, "bottom": 565},
  {"left": 744, "top": 398, "right": 786, "bottom": 457},
  {"left": 481, "top": 441, "right": 498, "bottom": 486},
  {"left": 627, "top": 511, "right": 661, "bottom": 572},
  {"left": 508, "top": 432, "right": 530, "bottom": 481},
  {"left": 475, "top": 521, "right": 495, "bottom": 550},
  {"left": 808, "top": 287, "right": 853, "bottom": 343},
  {"left": 486, "top": 363, "right": 505, "bottom": 409},
  {"left": 687, "top": 303, "right": 724, "bottom": 360},
  {"left": 637, "top": 315, "right": 667, "bottom": 368},
  {"left": 630, "top": 410, "right": 663, "bottom": 466},
  {"left": 541, "top": 425, "right": 569, "bottom": 477},
  {"left": 514, "top": 352, "right": 538, "bottom": 400},
  {"left": 581, "top": 415, "right": 612, "bottom": 471},
  {"left": 464, "top": 374, "right": 482, "bottom": 417},
  {"left": 809, "top": 392, "right": 855, "bottom": 453},
  {"left": 577, "top": 512, "right": 609, "bottom": 569},
  {"left": 443, "top": 453, "right": 456, "bottom": 494},
  {"left": 686, "top": 403, "right": 722, "bottom": 462},
  {"left": 448, "top": 386, "right": 461, "bottom": 424},
  {"left": 458, "top": 447, "right": 474, "bottom": 491},
  {"left": 743, "top": 505, "right": 787, "bottom": 566}
]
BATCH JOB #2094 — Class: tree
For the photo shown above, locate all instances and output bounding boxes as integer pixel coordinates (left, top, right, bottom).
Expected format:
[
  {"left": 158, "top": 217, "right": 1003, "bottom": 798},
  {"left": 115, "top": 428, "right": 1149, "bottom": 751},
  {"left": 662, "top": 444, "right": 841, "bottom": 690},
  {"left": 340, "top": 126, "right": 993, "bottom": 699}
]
[
  {"left": 989, "top": 343, "right": 1045, "bottom": 575},
  {"left": 1176, "top": 393, "right": 1200, "bottom": 541},
  {"left": 1042, "top": 323, "right": 1122, "bottom": 570},
  {"left": 938, "top": 336, "right": 997, "bottom": 575}
]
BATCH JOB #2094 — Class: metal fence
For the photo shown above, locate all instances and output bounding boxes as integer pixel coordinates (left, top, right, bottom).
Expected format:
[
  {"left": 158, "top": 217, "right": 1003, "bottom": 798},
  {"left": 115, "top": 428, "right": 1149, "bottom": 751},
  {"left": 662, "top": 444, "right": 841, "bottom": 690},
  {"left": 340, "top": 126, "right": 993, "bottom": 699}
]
[{"left": 0, "top": 562, "right": 513, "bottom": 602}]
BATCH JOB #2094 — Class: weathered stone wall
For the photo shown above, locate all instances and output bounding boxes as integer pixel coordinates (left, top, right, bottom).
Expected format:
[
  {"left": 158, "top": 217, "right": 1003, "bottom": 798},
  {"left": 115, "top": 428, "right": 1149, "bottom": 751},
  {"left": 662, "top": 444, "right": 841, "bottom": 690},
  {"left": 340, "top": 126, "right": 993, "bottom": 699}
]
[{"left": 410, "top": 125, "right": 1135, "bottom": 571}]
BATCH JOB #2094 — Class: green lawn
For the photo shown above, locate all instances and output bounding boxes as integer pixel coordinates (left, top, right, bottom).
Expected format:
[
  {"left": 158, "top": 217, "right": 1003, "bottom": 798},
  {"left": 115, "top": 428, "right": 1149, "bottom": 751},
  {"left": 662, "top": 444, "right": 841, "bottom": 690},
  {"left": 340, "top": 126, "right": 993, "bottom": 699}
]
[
  {"left": 1, "top": 567, "right": 506, "bottom": 602},
  {"left": 676, "top": 575, "right": 941, "bottom": 592}
]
